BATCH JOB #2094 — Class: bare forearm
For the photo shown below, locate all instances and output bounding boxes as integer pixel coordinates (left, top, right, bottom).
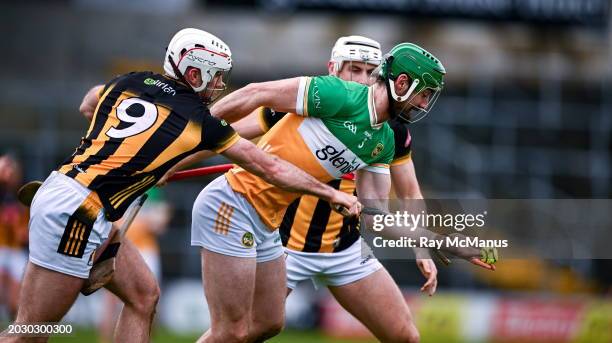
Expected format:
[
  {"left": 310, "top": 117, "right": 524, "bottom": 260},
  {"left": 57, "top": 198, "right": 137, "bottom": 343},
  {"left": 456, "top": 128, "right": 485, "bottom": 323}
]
[
  {"left": 224, "top": 140, "right": 335, "bottom": 201},
  {"left": 211, "top": 78, "right": 299, "bottom": 123},
  {"left": 211, "top": 84, "right": 262, "bottom": 123},
  {"left": 158, "top": 150, "right": 215, "bottom": 186},
  {"left": 231, "top": 110, "right": 265, "bottom": 140},
  {"left": 358, "top": 171, "right": 436, "bottom": 257},
  {"left": 243, "top": 153, "right": 335, "bottom": 202}
]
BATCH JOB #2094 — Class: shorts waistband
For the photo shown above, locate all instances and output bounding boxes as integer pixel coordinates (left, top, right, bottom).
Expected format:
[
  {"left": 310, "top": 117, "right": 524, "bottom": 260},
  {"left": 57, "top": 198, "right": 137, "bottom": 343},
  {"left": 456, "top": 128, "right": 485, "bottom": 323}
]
[{"left": 50, "top": 171, "right": 103, "bottom": 213}]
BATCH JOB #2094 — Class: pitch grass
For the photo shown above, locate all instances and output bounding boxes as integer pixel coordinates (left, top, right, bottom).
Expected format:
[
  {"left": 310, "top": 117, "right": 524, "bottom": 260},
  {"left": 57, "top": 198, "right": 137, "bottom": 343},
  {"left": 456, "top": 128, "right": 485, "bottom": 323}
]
[{"left": 49, "top": 327, "right": 380, "bottom": 343}]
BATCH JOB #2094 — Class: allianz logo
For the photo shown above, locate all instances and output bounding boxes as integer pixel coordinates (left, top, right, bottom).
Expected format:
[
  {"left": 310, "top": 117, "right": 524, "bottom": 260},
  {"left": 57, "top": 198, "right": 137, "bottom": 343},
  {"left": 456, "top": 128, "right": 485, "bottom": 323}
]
[
  {"left": 315, "top": 145, "right": 362, "bottom": 174},
  {"left": 144, "top": 78, "right": 176, "bottom": 96}
]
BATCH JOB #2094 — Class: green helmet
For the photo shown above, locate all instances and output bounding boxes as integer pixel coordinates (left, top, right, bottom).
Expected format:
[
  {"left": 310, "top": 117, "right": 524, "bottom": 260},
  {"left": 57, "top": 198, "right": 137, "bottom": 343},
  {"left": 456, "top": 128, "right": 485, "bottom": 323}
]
[{"left": 378, "top": 43, "right": 446, "bottom": 122}]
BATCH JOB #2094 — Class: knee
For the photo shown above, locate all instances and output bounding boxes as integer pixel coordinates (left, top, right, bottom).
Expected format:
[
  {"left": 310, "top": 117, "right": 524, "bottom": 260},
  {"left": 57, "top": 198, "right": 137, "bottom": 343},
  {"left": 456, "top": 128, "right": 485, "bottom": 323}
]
[
  {"left": 250, "top": 317, "right": 284, "bottom": 342},
  {"left": 126, "top": 280, "right": 160, "bottom": 317},
  {"left": 386, "top": 325, "right": 420, "bottom": 343},
  {"left": 404, "top": 330, "right": 420, "bottom": 343},
  {"left": 212, "top": 322, "right": 250, "bottom": 343}
]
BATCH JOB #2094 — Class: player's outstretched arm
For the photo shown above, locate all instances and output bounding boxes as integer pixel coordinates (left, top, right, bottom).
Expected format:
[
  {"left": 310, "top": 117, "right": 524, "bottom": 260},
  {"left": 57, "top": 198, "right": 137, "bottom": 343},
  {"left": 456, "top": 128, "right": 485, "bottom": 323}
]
[
  {"left": 222, "top": 138, "right": 360, "bottom": 216},
  {"left": 211, "top": 78, "right": 300, "bottom": 123},
  {"left": 390, "top": 160, "right": 438, "bottom": 295},
  {"left": 157, "top": 150, "right": 216, "bottom": 186},
  {"left": 79, "top": 85, "right": 103, "bottom": 121},
  {"left": 359, "top": 168, "right": 497, "bottom": 270},
  {"left": 230, "top": 109, "right": 266, "bottom": 140},
  {"left": 158, "top": 109, "right": 270, "bottom": 187},
  {"left": 391, "top": 159, "right": 423, "bottom": 199}
]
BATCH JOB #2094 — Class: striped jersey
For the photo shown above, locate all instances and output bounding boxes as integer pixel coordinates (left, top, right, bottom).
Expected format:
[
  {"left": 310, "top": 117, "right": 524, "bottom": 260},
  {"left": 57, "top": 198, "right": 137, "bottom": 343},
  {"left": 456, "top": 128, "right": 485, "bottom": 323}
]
[
  {"left": 226, "top": 75, "right": 396, "bottom": 230},
  {"left": 258, "top": 107, "right": 413, "bottom": 253},
  {"left": 59, "top": 72, "right": 239, "bottom": 221}
]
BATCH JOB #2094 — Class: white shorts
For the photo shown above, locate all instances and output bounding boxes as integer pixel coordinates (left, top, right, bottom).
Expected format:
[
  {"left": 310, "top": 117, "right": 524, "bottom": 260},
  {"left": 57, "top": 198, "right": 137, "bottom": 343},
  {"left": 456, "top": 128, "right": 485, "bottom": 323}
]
[
  {"left": 0, "top": 247, "right": 27, "bottom": 280},
  {"left": 285, "top": 239, "right": 382, "bottom": 290},
  {"left": 191, "top": 175, "right": 283, "bottom": 263},
  {"left": 28, "top": 172, "right": 112, "bottom": 279}
]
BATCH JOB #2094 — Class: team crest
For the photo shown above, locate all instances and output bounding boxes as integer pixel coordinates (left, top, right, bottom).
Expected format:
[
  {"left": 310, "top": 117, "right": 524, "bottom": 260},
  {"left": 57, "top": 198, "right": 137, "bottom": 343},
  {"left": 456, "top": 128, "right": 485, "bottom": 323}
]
[
  {"left": 371, "top": 142, "right": 384, "bottom": 157},
  {"left": 241, "top": 232, "right": 254, "bottom": 248}
]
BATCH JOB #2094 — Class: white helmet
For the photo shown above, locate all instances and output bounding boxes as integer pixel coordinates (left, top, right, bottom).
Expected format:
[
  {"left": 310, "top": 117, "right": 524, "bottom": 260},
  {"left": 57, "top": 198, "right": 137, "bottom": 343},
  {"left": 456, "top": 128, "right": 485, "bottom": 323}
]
[
  {"left": 163, "top": 28, "right": 232, "bottom": 94},
  {"left": 330, "top": 35, "right": 382, "bottom": 72}
]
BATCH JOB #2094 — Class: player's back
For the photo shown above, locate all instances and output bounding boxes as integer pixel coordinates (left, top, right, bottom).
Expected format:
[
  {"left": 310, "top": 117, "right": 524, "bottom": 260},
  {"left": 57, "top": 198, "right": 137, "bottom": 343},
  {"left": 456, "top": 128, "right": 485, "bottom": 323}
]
[{"left": 59, "top": 71, "right": 237, "bottom": 221}]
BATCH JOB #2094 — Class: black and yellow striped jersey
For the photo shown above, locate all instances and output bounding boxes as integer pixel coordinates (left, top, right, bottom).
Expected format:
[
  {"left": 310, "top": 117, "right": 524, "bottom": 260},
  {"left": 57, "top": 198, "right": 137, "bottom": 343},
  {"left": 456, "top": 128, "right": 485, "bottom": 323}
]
[
  {"left": 257, "top": 107, "right": 413, "bottom": 253},
  {"left": 59, "top": 72, "right": 239, "bottom": 221}
]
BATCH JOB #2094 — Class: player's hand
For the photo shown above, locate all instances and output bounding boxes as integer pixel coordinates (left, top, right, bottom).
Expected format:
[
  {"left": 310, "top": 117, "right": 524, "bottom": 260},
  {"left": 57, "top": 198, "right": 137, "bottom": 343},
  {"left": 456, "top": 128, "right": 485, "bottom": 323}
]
[
  {"left": 330, "top": 192, "right": 361, "bottom": 217},
  {"left": 416, "top": 258, "right": 438, "bottom": 296},
  {"left": 442, "top": 234, "right": 498, "bottom": 271}
]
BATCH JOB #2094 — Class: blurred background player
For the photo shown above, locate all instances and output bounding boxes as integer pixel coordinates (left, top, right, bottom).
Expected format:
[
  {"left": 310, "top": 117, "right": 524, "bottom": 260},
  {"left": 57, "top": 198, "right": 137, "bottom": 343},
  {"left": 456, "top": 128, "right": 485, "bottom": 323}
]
[
  {"left": 229, "top": 35, "right": 436, "bottom": 343},
  {"left": 98, "top": 187, "right": 171, "bottom": 343},
  {"left": 0, "top": 155, "right": 28, "bottom": 320}
]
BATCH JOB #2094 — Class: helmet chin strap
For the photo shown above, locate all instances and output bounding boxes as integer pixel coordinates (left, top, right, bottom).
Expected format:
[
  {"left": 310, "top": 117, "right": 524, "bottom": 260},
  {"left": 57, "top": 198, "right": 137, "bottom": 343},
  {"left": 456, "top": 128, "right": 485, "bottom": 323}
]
[
  {"left": 385, "top": 77, "right": 420, "bottom": 122},
  {"left": 389, "top": 77, "right": 419, "bottom": 102},
  {"left": 168, "top": 56, "right": 189, "bottom": 86},
  {"left": 168, "top": 56, "right": 207, "bottom": 92},
  {"left": 384, "top": 78, "right": 398, "bottom": 120}
]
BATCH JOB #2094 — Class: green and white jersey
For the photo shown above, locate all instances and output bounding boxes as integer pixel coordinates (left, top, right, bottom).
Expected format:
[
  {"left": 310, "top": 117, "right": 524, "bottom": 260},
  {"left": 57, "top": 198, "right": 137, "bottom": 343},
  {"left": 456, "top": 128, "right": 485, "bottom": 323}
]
[
  {"left": 295, "top": 75, "right": 395, "bottom": 176},
  {"left": 226, "top": 75, "right": 395, "bottom": 229}
]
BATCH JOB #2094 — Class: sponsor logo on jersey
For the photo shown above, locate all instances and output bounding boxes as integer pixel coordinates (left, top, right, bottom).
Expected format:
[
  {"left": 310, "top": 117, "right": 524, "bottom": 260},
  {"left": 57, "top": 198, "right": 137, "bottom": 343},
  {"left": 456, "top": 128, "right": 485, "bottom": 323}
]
[
  {"left": 220, "top": 119, "right": 228, "bottom": 126},
  {"left": 298, "top": 117, "right": 366, "bottom": 177},
  {"left": 143, "top": 78, "right": 176, "bottom": 96},
  {"left": 241, "top": 232, "right": 254, "bottom": 248},
  {"left": 371, "top": 142, "right": 384, "bottom": 157},
  {"left": 315, "top": 145, "right": 362, "bottom": 174},
  {"left": 312, "top": 82, "right": 321, "bottom": 109}
]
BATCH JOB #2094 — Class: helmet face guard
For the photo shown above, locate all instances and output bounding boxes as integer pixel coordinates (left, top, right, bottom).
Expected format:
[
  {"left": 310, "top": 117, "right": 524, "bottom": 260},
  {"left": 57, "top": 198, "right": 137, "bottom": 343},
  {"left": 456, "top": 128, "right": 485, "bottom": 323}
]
[
  {"left": 394, "top": 83, "right": 442, "bottom": 123},
  {"left": 338, "top": 60, "right": 379, "bottom": 85},
  {"left": 201, "top": 67, "right": 231, "bottom": 104},
  {"left": 331, "top": 35, "right": 382, "bottom": 85},
  {"left": 376, "top": 44, "right": 446, "bottom": 123}
]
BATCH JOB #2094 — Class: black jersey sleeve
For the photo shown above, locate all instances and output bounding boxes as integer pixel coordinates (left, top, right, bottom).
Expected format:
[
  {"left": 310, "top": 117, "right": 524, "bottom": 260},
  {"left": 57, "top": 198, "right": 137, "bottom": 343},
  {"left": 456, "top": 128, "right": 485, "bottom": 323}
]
[
  {"left": 97, "top": 73, "right": 134, "bottom": 98},
  {"left": 199, "top": 106, "right": 240, "bottom": 153},
  {"left": 258, "top": 107, "right": 287, "bottom": 133},
  {"left": 389, "top": 119, "right": 412, "bottom": 166}
]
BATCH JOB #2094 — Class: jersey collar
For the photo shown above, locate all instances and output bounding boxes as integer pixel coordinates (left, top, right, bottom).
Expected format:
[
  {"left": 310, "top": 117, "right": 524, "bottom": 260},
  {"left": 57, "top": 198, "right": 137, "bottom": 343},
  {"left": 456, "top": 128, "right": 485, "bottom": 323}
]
[{"left": 368, "top": 86, "right": 383, "bottom": 130}]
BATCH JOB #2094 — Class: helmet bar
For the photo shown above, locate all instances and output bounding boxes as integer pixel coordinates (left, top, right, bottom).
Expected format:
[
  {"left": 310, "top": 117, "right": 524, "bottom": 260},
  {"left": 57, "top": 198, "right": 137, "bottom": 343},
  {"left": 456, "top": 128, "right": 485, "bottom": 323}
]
[
  {"left": 167, "top": 55, "right": 189, "bottom": 87},
  {"left": 389, "top": 78, "right": 419, "bottom": 103}
]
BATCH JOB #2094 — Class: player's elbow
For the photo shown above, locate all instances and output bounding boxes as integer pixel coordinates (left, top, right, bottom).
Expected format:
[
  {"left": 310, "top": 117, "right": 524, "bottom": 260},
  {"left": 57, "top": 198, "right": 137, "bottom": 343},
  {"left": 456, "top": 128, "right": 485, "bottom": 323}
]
[{"left": 79, "top": 104, "right": 94, "bottom": 121}]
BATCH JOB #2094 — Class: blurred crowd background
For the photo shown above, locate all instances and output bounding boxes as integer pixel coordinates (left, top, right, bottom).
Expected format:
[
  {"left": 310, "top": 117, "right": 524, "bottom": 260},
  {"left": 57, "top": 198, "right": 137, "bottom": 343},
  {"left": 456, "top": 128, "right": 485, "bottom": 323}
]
[{"left": 1, "top": 0, "right": 610, "bottom": 342}]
